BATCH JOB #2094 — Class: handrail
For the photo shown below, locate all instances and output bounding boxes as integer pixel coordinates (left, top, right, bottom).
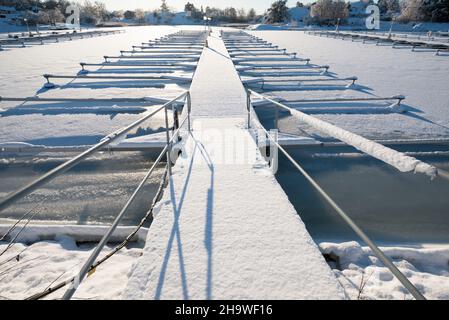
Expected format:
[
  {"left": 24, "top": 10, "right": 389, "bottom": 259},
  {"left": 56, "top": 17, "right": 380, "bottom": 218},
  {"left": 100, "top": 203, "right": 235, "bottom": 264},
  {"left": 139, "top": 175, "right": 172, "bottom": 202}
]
[
  {"left": 246, "top": 90, "right": 426, "bottom": 300},
  {"left": 0, "top": 96, "right": 183, "bottom": 104},
  {"left": 0, "top": 91, "right": 189, "bottom": 214},
  {"left": 43, "top": 74, "right": 192, "bottom": 83},
  {"left": 278, "top": 95, "right": 405, "bottom": 104},
  {"left": 62, "top": 96, "right": 192, "bottom": 300},
  {"left": 104, "top": 56, "right": 199, "bottom": 62},
  {"left": 80, "top": 62, "right": 195, "bottom": 68}
]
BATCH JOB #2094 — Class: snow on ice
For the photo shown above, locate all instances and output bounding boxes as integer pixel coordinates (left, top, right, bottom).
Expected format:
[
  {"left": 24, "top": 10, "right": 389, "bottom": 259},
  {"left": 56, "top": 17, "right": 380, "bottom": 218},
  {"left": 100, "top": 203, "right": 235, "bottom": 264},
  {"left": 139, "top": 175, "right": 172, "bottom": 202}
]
[{"left": 320, "top": 241, "right": 449, "bottom": 300}]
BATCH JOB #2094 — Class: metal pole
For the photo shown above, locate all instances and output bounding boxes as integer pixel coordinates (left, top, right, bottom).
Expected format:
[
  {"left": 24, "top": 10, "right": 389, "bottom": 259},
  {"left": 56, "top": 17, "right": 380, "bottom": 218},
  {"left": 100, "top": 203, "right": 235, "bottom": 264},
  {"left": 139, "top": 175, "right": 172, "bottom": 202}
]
[
  {"left": 62, "top": 143, "right": 169, "bottom": 300},
  {"left": 274, "top": 105, "right": 279, "bottom": 129},
  {"left": 24, "top": 19, "right": 31, "bottom": 37},
  {"left": 256, "top": 120, "right": 426, "bottom": 300},
  {"left": 246, "top": 89, "right": 251, "bottom": 129},
  {"left": 0, "top": 96, "right": 163, "bottom": 103},
  {"left": 187, "top": 92, "right": 192, "bottom": 132},
  {"left": 248, "top": 92, "right": 428, "bottom": 300},
  {"left": 164, "top": 105, "right": 173, "bottom": 176},
  {"left": 270, "top": 129, "right": 278, "bottom": 174}
]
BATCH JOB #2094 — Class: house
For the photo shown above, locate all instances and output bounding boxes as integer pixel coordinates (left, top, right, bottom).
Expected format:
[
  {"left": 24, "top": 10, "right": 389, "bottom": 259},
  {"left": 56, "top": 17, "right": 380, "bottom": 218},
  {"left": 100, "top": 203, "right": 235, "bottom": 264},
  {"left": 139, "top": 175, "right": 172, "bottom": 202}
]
[
  {"left": 0, "top": 5, "right": 22, "bottom": 23},
  {"left": 289, "top": 6, "right": 310, "bottom": 23},
  {"left": 0, "top": 5, "right": 16, "bottom": 18},
  {"left": 349, "top": 1, "right": 371, "bottom": 18}
]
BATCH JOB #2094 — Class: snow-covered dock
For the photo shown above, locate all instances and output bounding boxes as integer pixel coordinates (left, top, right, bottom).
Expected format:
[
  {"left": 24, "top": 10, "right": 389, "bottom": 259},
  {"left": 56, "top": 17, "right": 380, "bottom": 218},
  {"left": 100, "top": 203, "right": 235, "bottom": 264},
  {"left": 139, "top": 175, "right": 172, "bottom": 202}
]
[
  {"left": 124, "top": 31, "right": 346, "bottom": 300},
  {"left": 1, "top": 26, "right": 447, "bottom": 300},
  {"left": 306, "top": 30, "right": 449, "bottom": 55}
]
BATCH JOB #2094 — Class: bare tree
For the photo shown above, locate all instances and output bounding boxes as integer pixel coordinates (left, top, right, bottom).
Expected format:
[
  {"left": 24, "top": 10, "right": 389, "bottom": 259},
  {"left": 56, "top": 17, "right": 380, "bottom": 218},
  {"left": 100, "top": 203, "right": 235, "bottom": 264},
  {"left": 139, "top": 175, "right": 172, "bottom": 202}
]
[
  {"left": 247, "top": 8, "right": 257, "bottom": 21},
  {"left": 398, "top": 0, "right": 427, "bottom": 22},
  {"left": 80, "top": 1, "right": 109, "bottom": 25},
  {"left": 111, "top": 10, "right": 124, "bottom": 20},
  {"left": 237, "top": 8, "right": 246, "bottom": 22},
  {"left": 310, "top": 0, "right": 349, "bottom": 25},
  {"left": 135, "top": 8, "right": 146, "bottom": 24}
]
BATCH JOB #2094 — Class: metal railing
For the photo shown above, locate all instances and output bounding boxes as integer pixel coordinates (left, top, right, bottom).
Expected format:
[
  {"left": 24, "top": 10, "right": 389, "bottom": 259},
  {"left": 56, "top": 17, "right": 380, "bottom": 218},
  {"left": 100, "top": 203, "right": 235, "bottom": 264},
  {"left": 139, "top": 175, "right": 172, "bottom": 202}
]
[
  {"left": 0, "top": 91, "right": 191, "bottom": 214},
  {"left": 61, "top": 91, "right": 192, "bottom": 300},
  {"left": 306, "top": 30, "right": 449, "bottom": 54},
  {"left": 246, "top": 89, "right": 432, "bottom": 300},
  {"left": 43, "top": 74, "right": 192, "bottom": 84},
  {"left": 243, "top": 77, "right": 358, "bottom": 90},
  {"left": 0, "top": 30, "right": 124, "bottom": 49},
  {"left": 246, "top": 89, "right": 446, "bottom": 178}
]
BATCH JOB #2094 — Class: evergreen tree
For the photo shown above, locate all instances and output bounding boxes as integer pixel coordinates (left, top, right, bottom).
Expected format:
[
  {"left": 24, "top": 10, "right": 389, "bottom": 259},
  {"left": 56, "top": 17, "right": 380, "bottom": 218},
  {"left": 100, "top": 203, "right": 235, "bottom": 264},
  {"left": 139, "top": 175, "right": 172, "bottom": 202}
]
[
  {"left": 160, "top": 0, "right": 169, "bottom": 13},
  {"left": 267, "top": 0, "right": 290, "bottom": 23},
  {"left": 423, "top": 0, "right": 449, "bottom": 22},
  {"left": 184, "top": 2, "right": 194, "bottom": 12}
]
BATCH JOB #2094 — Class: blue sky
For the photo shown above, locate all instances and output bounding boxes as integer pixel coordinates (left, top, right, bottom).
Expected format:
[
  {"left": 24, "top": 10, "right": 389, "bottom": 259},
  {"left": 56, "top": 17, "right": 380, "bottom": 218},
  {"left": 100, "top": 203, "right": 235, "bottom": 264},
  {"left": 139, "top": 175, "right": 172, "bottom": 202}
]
[{"left": 84, "top": 0, "right": 314, "bottom": 14}]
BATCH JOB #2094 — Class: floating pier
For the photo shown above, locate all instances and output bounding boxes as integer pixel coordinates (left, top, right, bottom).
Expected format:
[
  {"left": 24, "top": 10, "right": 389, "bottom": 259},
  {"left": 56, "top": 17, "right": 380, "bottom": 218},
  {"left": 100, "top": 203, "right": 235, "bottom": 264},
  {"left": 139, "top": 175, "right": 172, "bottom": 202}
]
[
  {"left": 1, "top": 28, "right": 441, "bottom": 301},
  {"left": 123, "top": 30, "right": 346, "bottom": 300}
]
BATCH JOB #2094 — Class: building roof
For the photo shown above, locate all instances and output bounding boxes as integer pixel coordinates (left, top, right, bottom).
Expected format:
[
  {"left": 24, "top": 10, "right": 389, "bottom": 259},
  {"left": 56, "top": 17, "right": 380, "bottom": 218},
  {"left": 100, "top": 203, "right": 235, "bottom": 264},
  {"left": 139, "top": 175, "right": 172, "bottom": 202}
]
[{"left": 0, "top": 6, "right": 16, "bottom": 12}]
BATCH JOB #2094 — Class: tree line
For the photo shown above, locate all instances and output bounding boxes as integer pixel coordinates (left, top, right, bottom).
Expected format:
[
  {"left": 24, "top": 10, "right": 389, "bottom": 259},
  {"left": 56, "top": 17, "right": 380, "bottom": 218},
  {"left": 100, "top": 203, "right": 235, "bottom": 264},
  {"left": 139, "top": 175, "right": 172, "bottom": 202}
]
[
  {"left": 1, "top": 0, "right": 447, "bottom": 26},
  {"left": 266, "top": 0, "right": 448, "bottom": 25},
  {"left": 0, "top": 0, "right": 110, "bottom": 25},
  {"left": 183, "top": 2, "right": 257, "bottom": 23}
]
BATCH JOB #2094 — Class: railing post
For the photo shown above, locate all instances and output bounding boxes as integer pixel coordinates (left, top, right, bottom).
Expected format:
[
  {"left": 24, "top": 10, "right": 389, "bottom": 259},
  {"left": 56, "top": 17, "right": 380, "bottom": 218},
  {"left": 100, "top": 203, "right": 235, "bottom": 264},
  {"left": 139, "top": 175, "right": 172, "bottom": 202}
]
[
  {"left": 164, "top": 105, "right": 173, "bottom": 176},
  {"left": 270, "top": 129, "right": 278, "bottom": 174},
  {"left": 274, "top": 105, "right": 279, "bottom": 129},
  {"left": 173, "top": 108, "right": 180, "bottom": 142},
  {"left": 187, "top": 92, "right": 192, "bottom": 132},
  {"left": 246, "top": 89, "right": 251, "bottom": 129}
]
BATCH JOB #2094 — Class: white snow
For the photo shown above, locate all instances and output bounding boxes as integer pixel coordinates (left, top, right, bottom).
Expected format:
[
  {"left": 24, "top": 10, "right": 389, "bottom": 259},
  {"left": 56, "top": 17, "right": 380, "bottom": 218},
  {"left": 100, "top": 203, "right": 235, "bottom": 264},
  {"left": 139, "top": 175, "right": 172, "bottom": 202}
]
[
  {"left": 319, "top": 241, "right": 449, "bottom": 300},
  {"left": 289, "top": 107, "right": 438, "bottom": 178},
  {"left": 0, "top": 142, "right": 43, "bottom": 148},
  {"left": 0, "top": 225, "right": 148, "bottom": 243},
  {"left": 0, "top": 26, "right": 201, "bottom": 146},
  {"left": 124, "top": 118, "right": 346, "bottom": 300},
  {"left": 0, "top": 237, "right": 142, "bottom": 300},
  {"left": 249, "top": 31, "right": 449, "bottom": 141}
]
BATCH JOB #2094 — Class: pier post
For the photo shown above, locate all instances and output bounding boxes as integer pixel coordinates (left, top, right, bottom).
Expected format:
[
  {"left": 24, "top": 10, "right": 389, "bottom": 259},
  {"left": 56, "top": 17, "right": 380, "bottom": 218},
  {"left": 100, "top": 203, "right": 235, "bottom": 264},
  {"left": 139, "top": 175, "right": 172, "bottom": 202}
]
[
  {"left": 274, "top": 105, "right": 279, "bottom": 129},
  {"left": 164, "top": 105, "right": 173, "bottom": 176},
  {"left": 270, "top": 130, "right": 278, "bottom": 174},
  {"left": 187, "top": 92, "right": 192, "bottom": 132},
  {"left": 246, "top": 89, "right": 251, "bottom": 129}
]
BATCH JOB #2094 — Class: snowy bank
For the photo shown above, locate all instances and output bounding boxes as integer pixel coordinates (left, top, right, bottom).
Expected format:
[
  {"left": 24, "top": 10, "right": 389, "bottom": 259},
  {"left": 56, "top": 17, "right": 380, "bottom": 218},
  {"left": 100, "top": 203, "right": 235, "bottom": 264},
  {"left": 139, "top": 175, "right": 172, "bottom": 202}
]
[
  {"left": 320, "top": 241, "right": 449, "bottom": 300},
  {"left": 0, "top": 224, "right": 148, "bottom": 243},
  {"left": 0, "top": 237, "right": 142, "bottom": 300}
]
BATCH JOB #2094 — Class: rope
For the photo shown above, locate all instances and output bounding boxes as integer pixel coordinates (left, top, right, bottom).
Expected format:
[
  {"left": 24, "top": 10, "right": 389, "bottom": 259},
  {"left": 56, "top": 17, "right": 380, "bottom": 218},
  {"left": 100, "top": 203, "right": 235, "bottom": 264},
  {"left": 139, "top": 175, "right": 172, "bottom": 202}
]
[
  {"left": 25, "top": 164, "right": 169, "bottom": 300},
  {"left": 0, "top": 200, "right": 45, "bottom": 242},
  {"left": 0, "top": 204, "right": 44, "bottom": 258},
  {"left": 0, "top": 247, "right": 28, "bottom": 269}
]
